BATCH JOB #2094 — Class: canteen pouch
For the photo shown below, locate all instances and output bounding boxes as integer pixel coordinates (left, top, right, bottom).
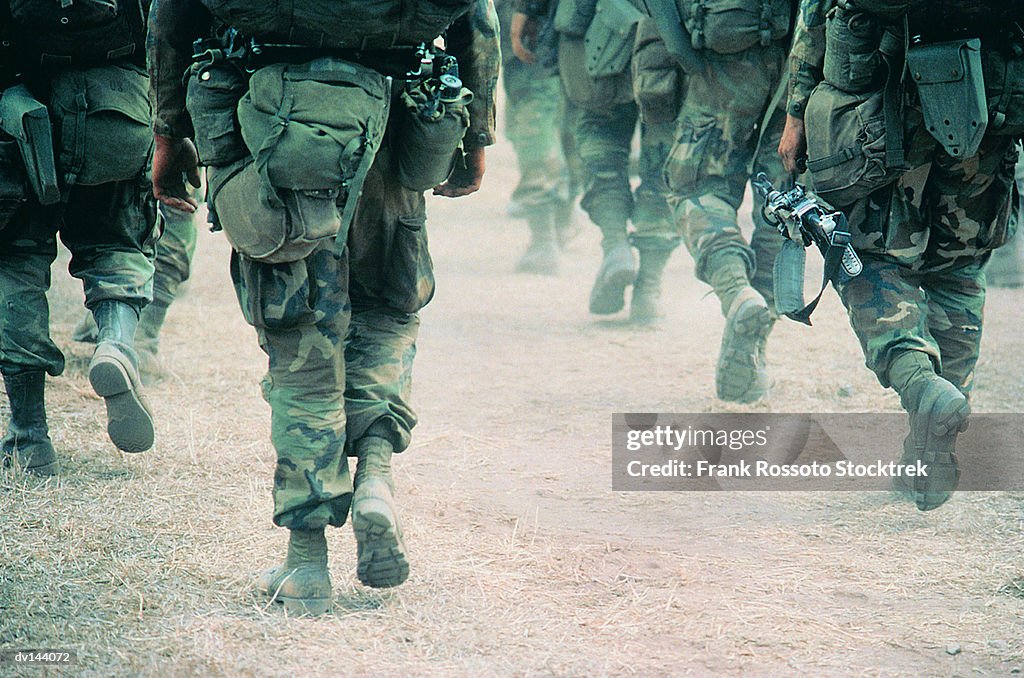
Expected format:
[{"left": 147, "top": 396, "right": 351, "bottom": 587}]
[
  {"left": 583, "top": 0, "right": 644, "bottom": 78},
  {"left": 906, "top": 39, "right": 987, "bottom": 159},
  {"left": 0, "top": 85, "right": 59, "bottom": 205},
  {"left": 631, "top": 17, "right": 683, "bottom": 125},
  {"left": 49, "top": 64, "right": 153, "bottom": 186},
  {"left": 186, "top": 60, "right": 249, "bottom": 166},
  {"left": 822, "top": 7, "right": 884, "bottom": 94},
  {"left": 208, "top": 159, "right": 343, "bottom": 263},
  {"left": 0, "top": 133, "right": 28, "bottom": 228},
  {"left": 804, "top": 82, "right": 906, "bottom": 206},
  {"left": 392, "top": 79, "right": 472, "bottom": 192},
  {"left": 682, "top": 0, "right": 791, "bottom": 55}
]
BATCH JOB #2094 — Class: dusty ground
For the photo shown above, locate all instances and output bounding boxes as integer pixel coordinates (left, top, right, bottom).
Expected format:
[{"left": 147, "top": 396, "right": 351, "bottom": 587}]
[{"left": 2, "top": 129, "right": 1023, "bottom": 677}]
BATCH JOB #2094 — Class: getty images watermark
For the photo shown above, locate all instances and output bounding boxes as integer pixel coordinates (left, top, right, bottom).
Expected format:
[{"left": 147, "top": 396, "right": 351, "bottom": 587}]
[{"left": 612, "top": 413, "right": 1024, "bottom": 491}]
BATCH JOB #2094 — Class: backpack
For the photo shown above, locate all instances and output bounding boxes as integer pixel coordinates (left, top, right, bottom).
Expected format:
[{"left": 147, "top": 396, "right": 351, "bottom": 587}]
[
  {"left": 8, "top": 0, "right": 147, "bottom": 66},
  {"left": 679, "top": 0, "right": 790, "bottom": 55},
  {"left": 199, "top": 0, "right": 476, "bottom": 49}
]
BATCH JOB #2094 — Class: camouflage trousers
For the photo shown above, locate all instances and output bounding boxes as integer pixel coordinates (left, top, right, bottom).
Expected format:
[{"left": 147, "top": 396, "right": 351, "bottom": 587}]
[
  {"left": 502, "top": 57, "right": 573, "bottom": 219},
  {"left": 835, "top": 113, "right": 1019, "bottom": 394},
  {"left": 664, "top": 42, "right": 789, "bottom": 309},
  {"left": 229, "top": 142, "right": 429, "bottom": 530},
  {"left": 152, "top": 203, "right": 198, "bottom": 307},
  {"left": 0, "top": 175, "right": 157, "bottom": 376}
]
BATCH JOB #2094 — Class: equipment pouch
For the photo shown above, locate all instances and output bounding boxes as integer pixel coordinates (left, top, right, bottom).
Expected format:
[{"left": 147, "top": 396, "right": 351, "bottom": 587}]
[
  {"left": 186, "top": 60, "right": 249, "bottom": 167},
  {"left": 392, "top": 79, "right": 472, "bottom": 192},
  {"left": 208, "top": 159, "right": 343, "bottom": 263},
  {"left": 554, "top": 0, "right": 599, "bottom": 37},
  {"left": 50, "top": 64, "right": 153, "bottom": 186},
  {"left": 804, "top": 82, "right": 906, "bottom": 206},
  {"left": 907, "top": 39, "right": 987, "bottom": 159},
  {"left": 383, "top": 213, "right": 436, "bottom": 313},
  {"left": 0, "top": 134, "right": 28, "bottom": 229},
  {"left": 559, "top": 36, "right": 634, "bottom": 107},
  {"left": 583, "top": 0, "right": 643, "bottom": 78},
  {"left": 237, "top": 57, "right": 389, "bottom": 243},
  {"left": 822, "top": 7, "right": 884, "bottom": 93},
  {"left": 981, "top": 48, "right": 1024, "bottom": 137},
  {"left": 631, "top": 17, "right": 683, "bottom": 125},
  {"left": 683, "top": 0, "right": 791, "bottom": 55},
  {"left": 0, "top": 85, "right": 60, "bottom": 204}
]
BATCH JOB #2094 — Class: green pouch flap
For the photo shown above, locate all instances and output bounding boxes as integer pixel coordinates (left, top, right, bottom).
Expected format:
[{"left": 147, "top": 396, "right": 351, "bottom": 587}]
[
  {"left": 0, "top": 84, "right": 60, "bottom": 204},
  {"left": 583, "top": 0, "right": 643, "bottom": 78},
  {"left": 907, "top": 39, "right": 988, "bottom": 158}
]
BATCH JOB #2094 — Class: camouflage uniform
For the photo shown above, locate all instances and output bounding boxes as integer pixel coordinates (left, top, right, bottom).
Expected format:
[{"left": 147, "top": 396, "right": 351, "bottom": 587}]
[
  {"left": 661, "top": 8, "right": 792, "bottom": 401},
  {"left": 0, "top": 1, "right": 158, "bottom": 472},
  {"left": 790, "top": 0, "right": 1022, "bottom": 509},
  {"left": 497, "top": 0, "right": 575, "bottom": 273},
  {"left": 150, "top": 0, "right": 498, "bottom": 596}
]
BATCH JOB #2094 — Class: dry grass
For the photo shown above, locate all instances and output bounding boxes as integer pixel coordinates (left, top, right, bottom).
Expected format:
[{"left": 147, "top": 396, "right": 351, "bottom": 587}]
[{"left": 1, "top": 134, "right": 1023, "bottom": 677}]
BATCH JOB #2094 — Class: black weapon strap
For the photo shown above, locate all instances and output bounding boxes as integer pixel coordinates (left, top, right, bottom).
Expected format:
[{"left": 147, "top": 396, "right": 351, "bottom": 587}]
[{"left": 783, "top": 238, "right": 848, "bottom": 325}]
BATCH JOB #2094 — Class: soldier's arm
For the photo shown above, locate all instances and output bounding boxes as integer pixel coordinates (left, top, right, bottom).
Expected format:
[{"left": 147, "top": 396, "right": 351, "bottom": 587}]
[
  {"left": 148, "top": 0, "right": 209, "bottom": 211},
  {"left": 786, "top": 0, "right": 829, "bottom": 120},
  {"left": 435, "top": 0, "right": 500, "bottom": 197}
]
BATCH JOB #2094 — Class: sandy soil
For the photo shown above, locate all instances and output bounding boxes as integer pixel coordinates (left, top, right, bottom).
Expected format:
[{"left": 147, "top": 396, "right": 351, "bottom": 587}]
[{"left": 1, "top": 130, "right": 1022, "bottom": 677}]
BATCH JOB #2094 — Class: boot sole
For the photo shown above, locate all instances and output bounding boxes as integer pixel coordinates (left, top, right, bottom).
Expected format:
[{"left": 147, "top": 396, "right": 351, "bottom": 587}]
[
  {"left": 589, "top": 267, "right": 636, "bottom": 315},
  {"left": 279, "top": 596, "right": 333, "bottom": 617},
  {"left": 89, "top": 347, "right": 155, "bottom": 453},
  {"left": 716, "top": 301, "right": 772, "bottom": 403},
  {"left": 353, "top": 498, "right": 409, "bottom": 589}
]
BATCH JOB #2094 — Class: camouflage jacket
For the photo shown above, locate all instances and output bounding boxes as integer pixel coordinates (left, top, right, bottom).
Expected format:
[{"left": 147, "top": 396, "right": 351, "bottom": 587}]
[
  {"left": 786, "top": 0, "right": 830, "bottom": 120},
  {"left": 148, "top": 0, "right": 499, "bottom": 148}
]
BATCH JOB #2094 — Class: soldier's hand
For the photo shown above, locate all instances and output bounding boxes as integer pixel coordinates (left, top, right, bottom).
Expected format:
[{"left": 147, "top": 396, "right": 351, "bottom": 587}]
[
  {"left": 152, "top": 135, "right": 202, "bottom": 213},
  {"left": 433, "top": 147, "right": 486, "bottom": 198},
  {"left": 778, "top": 114, "right": 807, "bottom": 175},
  {"left": 511, "top": 12, "right": 539, "bottom": 64}
]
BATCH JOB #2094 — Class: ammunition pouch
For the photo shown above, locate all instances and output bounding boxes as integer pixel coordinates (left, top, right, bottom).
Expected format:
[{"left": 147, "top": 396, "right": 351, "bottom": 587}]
[
  {"left": 49, "top": 64, "right": 153, "bottom": 186},
  {"left": 583, "top": 0, "right": 643, "bottom": 78},
  {"left": 907, "top": 39, "right": 988, "bottom": 159},
  {"left": 554, "top": 0, "right": 599, "bottom": 37},
  {"left": 185, "top": 60, "right": 250, "bottom": 167},
  {"left": 392, "top": 80, "right": 472, "bottom": 192},
  {"left": 681, "top": 0, "right": 791, "bottom": 55},
  {"left": 631, "top": 17, "right": 683, "bottom": 125},
  {"left": 558, "top": 36, "right": 634, "bottom": 107},
  {"left": 982, "top": 47, "right": 1024, "bottom": 137},
  {"left": 236, "top": 57, "right": 391, "bottom": 250},
  {"left": 822, "top": 7, "right": 884, "bottom": 94},
  {"left": 804, "top": 83, "right": 906, "bottom": 206},
  {"left": 208, "top": 159, "right": 342, "bottom": 263},
  {"left": 0, "top": 134, "right": 28, "bottom": 230},
  {"left": 0, "top": 84, "right": 60, "bottom": 205}
]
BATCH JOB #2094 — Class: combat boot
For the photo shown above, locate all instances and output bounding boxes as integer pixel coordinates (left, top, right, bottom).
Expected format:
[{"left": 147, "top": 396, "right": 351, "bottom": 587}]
[
  {"left": 88, "top": 300, "right": 154, "bottom": 453},
  {"left": 1, "top": 370, "right": 58, "bottom": 476},
  {"left": 589, "top": 232, "right": 637, "bottom": 315},
  {"left": 516, "top": 213, "right": 560, "bottom": 275},
  {"left": 716, "top": 286, "right": 773, "bottom": 403},
  {"left": 629, "top": 241, "right": 674, "bottom": 325},
  {"left": 890, "top": 352, "right": 970, "bottom": 511},
  {"left": 257, "top": 528, "right": 333, "bottom": 616},
  {"left": 135, "top": 300, "right": 171, "bottom": 385},
  {"left": 351, "top": 436, "right": 409, "bottom": 588}
]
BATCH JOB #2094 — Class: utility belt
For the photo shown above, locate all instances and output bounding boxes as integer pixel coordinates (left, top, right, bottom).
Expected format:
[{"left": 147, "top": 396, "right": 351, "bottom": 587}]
[{"left": 188, "top": 28, "right": 473, "bottom": 266}]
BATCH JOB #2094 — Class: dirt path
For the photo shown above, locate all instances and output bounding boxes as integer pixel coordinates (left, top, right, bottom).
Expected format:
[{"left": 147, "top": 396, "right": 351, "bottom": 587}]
[{"left": 1, "top": 134, "right": 1022, "bottom": 677}]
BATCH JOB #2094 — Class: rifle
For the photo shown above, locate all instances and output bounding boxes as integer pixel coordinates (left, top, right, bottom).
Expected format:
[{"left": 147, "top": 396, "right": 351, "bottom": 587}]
[{"left": 752, "top": 172, "right": 862, "bottom": 325}]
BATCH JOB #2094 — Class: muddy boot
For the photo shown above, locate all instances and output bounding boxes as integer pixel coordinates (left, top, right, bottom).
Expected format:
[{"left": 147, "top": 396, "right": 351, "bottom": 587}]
[
  {"left": 352, "top": 436, "right": 409, "bottom": 588},
  {"left": 716, "top": 287, "right": 772, "bottom": 403},
  {"left": 889, "top": 352, "right": 970, "bottom": 511},
  {"left": 629, "top": 241, "right": 674, "bottom": 325},
  {"left": 1, "top": 370, "right": 58, "bottom": 476},
  {"left": 589, "top": 228, "right": 637, "bottom": 315},
  {"left": 71, "top": 311, "right": 99, "bottom": 343},
  {"left": 516, "top": 213, "right": 560, "bottom": 275},
  {"left": 88, "top": 300, "right": 154, "bottom": 453},
  {"left": 257, "top": 528, "right": 333, "bottom": 616},
  {"left": 135, "top": 300, "right": 170, "bottom": 385}
]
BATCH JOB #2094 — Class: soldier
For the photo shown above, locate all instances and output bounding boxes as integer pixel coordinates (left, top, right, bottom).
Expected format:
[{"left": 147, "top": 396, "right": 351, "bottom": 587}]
[
  {"left": 72, "top": 202, "right": 198, "bottom": 384},
  {"left": 778, "top": 0, "right": 1024, "bottom": 509},
  {"left": 652, "top": 0, "right": 793, "bottom": 402},
  {"left": 0, "top": 0, "right": 158, "bottom": 476},
  {"left": 513, "top": 0, "right": 676, "bottom": 321},
  {"left": 148, "top": 0, "right": 498, "bottom": 612},
  {"left": 497, "top": 0, "right": 576, "bottom": 275}
]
